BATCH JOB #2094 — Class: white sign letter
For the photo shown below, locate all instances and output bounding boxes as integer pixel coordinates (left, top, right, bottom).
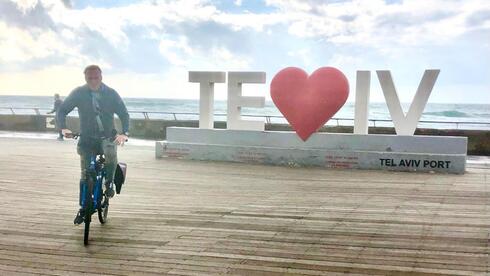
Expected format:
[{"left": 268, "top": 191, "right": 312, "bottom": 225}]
[
  {"left": 189, "top": 71, "right": 226, "bottom": 129},
  {"left": 377, "top": 70, "right": 440, "bottom": 135},
  {"left": 227, "top": 72, "right": 266, "bottom": 131},
  {"left": 354, "top": 71, "right": 371, "bottom": 134}
]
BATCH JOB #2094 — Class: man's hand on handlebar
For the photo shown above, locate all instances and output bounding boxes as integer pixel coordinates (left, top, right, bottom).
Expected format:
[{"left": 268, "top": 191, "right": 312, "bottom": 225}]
[
  {"left": 114, "top": 134, "right": 128, "bottom": 146},
  {"left": 62, "top": 128, "right": 73, "bottom": 138}
]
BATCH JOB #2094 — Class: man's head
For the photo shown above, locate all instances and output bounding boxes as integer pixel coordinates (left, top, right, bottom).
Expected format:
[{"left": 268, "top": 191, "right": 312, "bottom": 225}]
[
  {"left": 54, "top": 93, "right": 60, "bottom": 99},
  {"left": 84, "top": 65, "right": 102, "bottom": 91}
]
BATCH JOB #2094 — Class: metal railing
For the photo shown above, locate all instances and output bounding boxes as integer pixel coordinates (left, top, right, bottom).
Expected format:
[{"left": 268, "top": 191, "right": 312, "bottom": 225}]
[{"left": 1, "top": 106, "right": 489, "bottom": 130}]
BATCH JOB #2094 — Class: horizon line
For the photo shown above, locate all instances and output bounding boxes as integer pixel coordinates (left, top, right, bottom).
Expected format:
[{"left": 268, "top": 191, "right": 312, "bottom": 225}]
[{"left": 0, "top": 94, "right": 488, "bottom": 105}]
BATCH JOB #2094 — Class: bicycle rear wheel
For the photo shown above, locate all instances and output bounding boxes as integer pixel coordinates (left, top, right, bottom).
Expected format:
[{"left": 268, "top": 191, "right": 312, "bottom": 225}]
[{"left": 98, "top": 196, "right": 109, "bottom": 224}]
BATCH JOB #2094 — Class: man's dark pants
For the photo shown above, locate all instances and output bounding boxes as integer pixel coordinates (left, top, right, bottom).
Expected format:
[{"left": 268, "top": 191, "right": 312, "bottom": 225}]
[{"left": 77, "top": 140, "right": 117, "bottom": 206}]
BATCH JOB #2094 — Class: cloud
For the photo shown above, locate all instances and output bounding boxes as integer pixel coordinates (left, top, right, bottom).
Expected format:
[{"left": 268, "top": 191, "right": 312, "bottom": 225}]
[
  {"left": 60, "top": 0, "right": 72, "bottom": 9},
  {"left": 0, "top": 0, "right": 56, "bottom": 30},
  {"left": 466, "top": 9, "right": 490, "bottom": 26},
  {"left": 0, "top": 0, "right": 266, "bottom": 73},
  {"left": 3, "top": 0, "right": 489, "bottom": 68},
  {"left": 9, "top": 0, "right": 40, "bottom": 11},
  {"left": 213, "top": 11, "right": 285, "bottom": 32},
  {"left": 0, "top": 0, "right": 488, "bottom": 102},
  {"left": 375, "top": 10, "right": 456, "bottom": 29},
  {"left": 287, "top": 48, "right": 314, "bottom": 67},
  {"left": 265, "top": 0, "right": 490, "bottom": 49},
  {"left": 158, "top": 35, "right": 251, "bottom": 70},
  {"left": 0, "top": 21, "right": 76, "bottom": 66},
  {"left": 163, "top": 21, "right": 253, "bottom": 55}
]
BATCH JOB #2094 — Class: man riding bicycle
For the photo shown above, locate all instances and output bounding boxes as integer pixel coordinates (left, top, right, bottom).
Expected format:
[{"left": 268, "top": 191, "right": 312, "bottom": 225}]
[{"left": 57, "top": 65, "right": 130, "bottom": 225}]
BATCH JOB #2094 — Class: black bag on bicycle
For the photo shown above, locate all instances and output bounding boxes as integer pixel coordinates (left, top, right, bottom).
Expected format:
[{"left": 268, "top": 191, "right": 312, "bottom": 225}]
[{"left": 114, "top": 162, "right": 127, "bottom": 194}]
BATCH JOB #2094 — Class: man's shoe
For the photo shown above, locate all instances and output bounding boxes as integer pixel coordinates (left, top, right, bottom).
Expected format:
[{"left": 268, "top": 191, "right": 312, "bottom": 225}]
[{"left": 74, "top": 209, "right": 85, "bottom": 225}]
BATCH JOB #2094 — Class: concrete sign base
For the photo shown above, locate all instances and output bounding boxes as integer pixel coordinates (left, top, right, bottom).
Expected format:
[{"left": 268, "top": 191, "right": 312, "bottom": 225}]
[{"left": 156, "top": 127, "right": 467, "bottom": 174}]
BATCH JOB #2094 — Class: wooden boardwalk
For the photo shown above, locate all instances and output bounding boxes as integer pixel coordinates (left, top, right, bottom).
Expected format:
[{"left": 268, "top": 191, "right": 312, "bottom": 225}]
[{"left": 0, "top": 137, "right": 488, "bottom": 275}]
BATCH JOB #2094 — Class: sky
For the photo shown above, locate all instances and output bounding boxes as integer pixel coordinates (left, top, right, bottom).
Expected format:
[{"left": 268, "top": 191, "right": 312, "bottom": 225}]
[{"left": 0, "top": 0, "right": 489, "bottom": 103}]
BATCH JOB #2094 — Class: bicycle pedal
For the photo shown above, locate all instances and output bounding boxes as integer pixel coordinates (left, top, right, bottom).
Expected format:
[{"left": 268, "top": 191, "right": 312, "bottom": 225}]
[{"left": 74, "top": 212, "right": 85, "bottom": 225}]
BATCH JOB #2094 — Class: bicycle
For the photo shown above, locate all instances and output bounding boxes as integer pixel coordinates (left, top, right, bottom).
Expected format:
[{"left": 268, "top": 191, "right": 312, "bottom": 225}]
[{"left": 69, "top": 133, "right": 112, "bottom": 245}]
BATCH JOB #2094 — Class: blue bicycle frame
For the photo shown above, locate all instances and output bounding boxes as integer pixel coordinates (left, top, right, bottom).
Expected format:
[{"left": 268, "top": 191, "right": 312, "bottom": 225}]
[{"left": 80, "top": 154, "right": 106, "bottom": 211}]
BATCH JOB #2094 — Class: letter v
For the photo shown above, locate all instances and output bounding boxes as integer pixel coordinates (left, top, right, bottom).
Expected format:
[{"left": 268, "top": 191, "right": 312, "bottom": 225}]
[{"left": 377, "top": 70, "right": 440, "bottom": 135}]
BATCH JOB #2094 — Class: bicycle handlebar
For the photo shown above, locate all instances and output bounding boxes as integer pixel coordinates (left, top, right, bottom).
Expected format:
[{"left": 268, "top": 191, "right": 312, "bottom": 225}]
[{"left": 65, "top": 132, "right": 128, "bottom": 142}]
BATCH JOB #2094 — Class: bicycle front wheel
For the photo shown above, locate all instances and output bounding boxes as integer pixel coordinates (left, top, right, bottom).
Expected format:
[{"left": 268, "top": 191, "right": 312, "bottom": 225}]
[
  {"left": 83, "top": 215, "right": 91, "bottom": 245},
  {"left": 83, "top": 176, "right": 94, "bottom": 246}
]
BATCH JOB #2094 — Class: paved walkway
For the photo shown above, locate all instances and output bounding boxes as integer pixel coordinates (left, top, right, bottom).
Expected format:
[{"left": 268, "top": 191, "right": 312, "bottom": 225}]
[{"left": 0, "top": 137, "right": 489, "bottom": 275}]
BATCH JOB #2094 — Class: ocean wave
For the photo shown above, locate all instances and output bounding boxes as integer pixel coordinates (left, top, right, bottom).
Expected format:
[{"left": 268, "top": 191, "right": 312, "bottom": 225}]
[
  {"left": 423, "top": 110, "right": 471, "bottom": 118},
  {"left": 474, "top": 113, "right": 490, "bottom": 118}
]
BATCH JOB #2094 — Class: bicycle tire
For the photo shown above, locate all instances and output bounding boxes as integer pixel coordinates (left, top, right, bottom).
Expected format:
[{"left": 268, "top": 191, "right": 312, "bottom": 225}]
[
  {"left": 83, "top": 215, "right": 90, "bottom": 245},
  {"left": 83, "top": 175, "right": 94, "bottom": 246},
  {"left": 98, "top": 197, "right": 109, "bottom": 224}
]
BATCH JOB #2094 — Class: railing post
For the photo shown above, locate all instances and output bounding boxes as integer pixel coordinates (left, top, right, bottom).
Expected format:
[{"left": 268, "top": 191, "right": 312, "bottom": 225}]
[
  {"left": 143, "top": 112, "right": 149, "bottom": 120},
  {"left": 34, "top": 108, "right": 40, "bottom": 115},
  {"left": 173, "top": 113, "right": 177, "bottom": 121},
  {"left": 373, "top": 120, "right": 376, "bottom": 127},
  {"left": 10, "top": 108, "right": 15, "bottom": 115}
]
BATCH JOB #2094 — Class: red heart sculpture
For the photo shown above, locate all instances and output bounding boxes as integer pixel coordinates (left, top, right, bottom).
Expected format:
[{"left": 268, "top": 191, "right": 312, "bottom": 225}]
[{"left": 270, "top": 67, "right": 349, "bottom": 141}]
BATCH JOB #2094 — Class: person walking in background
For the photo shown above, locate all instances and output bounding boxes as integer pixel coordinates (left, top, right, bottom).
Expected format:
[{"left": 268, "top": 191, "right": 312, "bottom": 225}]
[{"left": 47, "top": 93, "right": 64, "bottom": 140}]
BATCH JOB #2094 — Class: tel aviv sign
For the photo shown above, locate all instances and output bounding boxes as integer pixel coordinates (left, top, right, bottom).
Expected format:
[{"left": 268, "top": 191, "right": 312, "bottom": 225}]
[
  {"left": 157, "top": 67, "right": 466, "bottom": 174},
  {"left": 189, "top": 68, "right": 440, "bottom": 140}
]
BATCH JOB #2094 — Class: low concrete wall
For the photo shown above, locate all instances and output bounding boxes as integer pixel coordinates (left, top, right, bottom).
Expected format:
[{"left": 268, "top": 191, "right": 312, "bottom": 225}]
[
  {"left": 0, "top": 114, "right": 488, "bottom": 155},
  {"left": 157, "top": 127, "right": 467, "bottom": 174},
  {"left": 0, "top": 115, "right": 48, "bottom": 132}
]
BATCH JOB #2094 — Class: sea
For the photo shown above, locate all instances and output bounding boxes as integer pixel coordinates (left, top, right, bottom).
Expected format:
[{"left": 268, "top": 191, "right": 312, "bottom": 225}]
[{"left": 0, "top": 95, "right": 489, "bottom": 130}]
